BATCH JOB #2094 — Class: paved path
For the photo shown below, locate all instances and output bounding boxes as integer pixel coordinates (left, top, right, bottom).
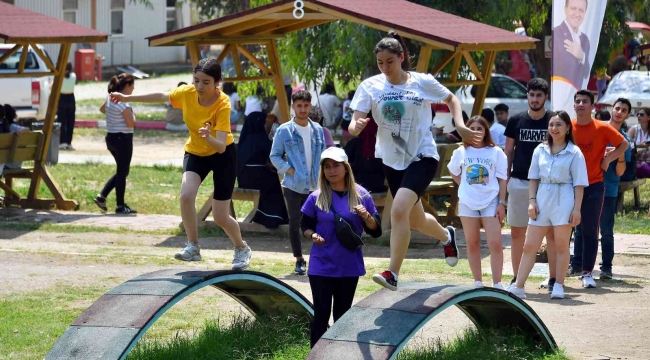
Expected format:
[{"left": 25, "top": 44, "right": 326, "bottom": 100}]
[{"left": 1, "top": 208, "right": 648, "bottom": 257}]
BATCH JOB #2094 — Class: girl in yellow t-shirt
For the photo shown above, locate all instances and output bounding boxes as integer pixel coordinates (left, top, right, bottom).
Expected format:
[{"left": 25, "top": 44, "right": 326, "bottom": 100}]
[{"left": 109, "top": 59, "right": 251, "bottom": 269}]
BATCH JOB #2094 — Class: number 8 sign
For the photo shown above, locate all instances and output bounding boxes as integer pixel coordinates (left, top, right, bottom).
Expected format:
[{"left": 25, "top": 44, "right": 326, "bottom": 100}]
[{"left": 293, "top": 1, "right": 304, "bottom": 19}]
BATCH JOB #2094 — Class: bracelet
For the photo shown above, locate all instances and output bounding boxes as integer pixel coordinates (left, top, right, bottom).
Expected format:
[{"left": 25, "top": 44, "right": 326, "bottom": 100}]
[
  {"left": 529, "top": 197, "right": 536, "bottom": 200},
  {"left": 618, "top": 160, "right": 625, "bottom": 163}
]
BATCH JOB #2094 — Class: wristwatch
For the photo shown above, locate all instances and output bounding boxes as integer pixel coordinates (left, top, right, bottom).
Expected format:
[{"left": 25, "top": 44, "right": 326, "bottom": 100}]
[{"left": 498, "top": 199, "right": 507, "bottom": 207}]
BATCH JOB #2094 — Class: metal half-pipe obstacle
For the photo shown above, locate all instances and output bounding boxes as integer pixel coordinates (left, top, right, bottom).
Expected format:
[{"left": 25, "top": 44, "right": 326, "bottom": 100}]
[
  {"left": 307, "top": 283, "right": 556, "bottom": 359},
  {"left": 45, "top": 269, "right": 313, "bottom": 359},
  {"left": 47, "top": 271, "right": 556, "bottom": 360}
]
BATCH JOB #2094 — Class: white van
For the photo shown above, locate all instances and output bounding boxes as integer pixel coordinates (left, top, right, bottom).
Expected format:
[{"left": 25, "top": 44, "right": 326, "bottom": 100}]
[{"left": 0, "top": 44, "right": 54, "bottom": 121}]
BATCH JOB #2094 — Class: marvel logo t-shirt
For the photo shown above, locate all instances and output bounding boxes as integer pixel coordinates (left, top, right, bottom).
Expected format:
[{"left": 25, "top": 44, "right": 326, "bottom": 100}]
[{"left": 504, "top": 110, "right": 550, "bottom": 180}]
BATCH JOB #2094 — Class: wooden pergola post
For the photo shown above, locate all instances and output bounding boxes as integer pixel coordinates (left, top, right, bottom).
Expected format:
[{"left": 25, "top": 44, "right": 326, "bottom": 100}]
[
  {"left": 266, "top": 40, "right": 290, "bottom": 122},
  {"left": 470, "top": 50, "right": 497, "bottom": 116}
]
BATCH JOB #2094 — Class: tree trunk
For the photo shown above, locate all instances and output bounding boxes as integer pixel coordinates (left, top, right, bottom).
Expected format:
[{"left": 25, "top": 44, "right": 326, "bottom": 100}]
[{"left": 524, "top": 14, "right": 552, "bottom": 83}]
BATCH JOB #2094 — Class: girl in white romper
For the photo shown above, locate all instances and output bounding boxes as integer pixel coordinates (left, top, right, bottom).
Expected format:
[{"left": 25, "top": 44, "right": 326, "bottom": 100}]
[
  {"left": 509, "top": 110, "right": 588, "bottom": 300},
  {"left": 448, "top": 116, "right": 508, "bottom": 289}
]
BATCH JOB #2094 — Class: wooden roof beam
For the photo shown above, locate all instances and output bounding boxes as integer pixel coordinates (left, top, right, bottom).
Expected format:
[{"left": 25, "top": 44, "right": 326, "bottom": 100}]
[
  {"left": 259, "top": 13, "right": 336, "bottom": 20},
  {"left": 219, "top": 18, "right": 278, "bottom": 36},
  {"left": 17, "top": 44, "right": 29, "bottom": 74},
  {"left": 462, "top": 51, "right": 483, "bottom": 82},
  {"left": 0, "top": 44, "right": 21, "bottom": 66},
  {"left": 256, "top": 19, "right": 332, "bottom": 35},
  {"left": 236, "top": 44, "right": 272, "bottom": 75},
  {"left": 178, "top": 35, "right": 283, "bottom": 45},
  {"left": 30, "top": 43, "right": 57, "bottom": 73},
  {"left": 458, "top": 41, "right": 535, "bottom": 52}
]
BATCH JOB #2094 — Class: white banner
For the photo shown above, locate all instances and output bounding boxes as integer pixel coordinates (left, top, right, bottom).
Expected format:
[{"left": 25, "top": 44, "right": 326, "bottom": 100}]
[{"left": 552, "top": 0, "right": 607, "bottom": 116}]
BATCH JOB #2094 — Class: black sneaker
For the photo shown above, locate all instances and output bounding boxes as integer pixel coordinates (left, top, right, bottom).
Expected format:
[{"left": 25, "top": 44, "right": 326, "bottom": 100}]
[
  {"left": 600, "top": 268, "right": 613, "bottom": 280},
  {"left": 372, "top": 270, "right": 397, "bottom": 291},
  {"left": 567, "top": 265, "right": 583, "bottom": 277},
  {"left": 294, "top": 259, "right": 306, "bottom": 275},
  {"left": 443, "top": 226, "right": 459, "bottom": 267},
  {"left": 547, "top": 278, "right": 556, "bottom": 293},
  {"left": 115, "top": 204, "right": 137, "bottom": 214},
  {"left": 94, "top": 195, "right": 107, "bottom": 212}
]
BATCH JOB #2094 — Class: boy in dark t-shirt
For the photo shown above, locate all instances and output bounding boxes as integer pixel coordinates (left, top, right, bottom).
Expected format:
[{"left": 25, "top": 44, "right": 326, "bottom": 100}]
[{"left": 504, "top": 78, "right": 555, "bottom": 289}]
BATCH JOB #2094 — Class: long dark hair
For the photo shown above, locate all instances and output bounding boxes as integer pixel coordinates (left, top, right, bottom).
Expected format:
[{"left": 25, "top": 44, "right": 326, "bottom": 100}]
[
  {"left": 3, "top": 104, "right": 17, "bottom": 125},
  {"left": 0, "top": 105, "right": 7, "bottom": 133},
  {"left": 546, "top": 110, "right": 575, "bottom": 146},
  {"left": 64, "top": 62, "right": 72, "bottom": 79},
  {"left": 463, "top": 116, "right": 495, "bottom": 148},
  {"left": 107, "top": 73, "right": 135, "bottom": 93},
  {"left": 374, "top": 31, "right": 411, "bottom": 71}
]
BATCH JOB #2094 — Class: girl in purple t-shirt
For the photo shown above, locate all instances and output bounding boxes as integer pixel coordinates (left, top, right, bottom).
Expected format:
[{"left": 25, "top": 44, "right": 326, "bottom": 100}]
[{"left": 301, "top": 147, "right": 382, "bottom": 348}]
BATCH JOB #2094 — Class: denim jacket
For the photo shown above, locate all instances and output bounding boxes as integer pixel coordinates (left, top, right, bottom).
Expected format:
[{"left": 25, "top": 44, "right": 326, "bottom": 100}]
[{"left": 270, "top": 118, "right": 325, "bottom": 194}]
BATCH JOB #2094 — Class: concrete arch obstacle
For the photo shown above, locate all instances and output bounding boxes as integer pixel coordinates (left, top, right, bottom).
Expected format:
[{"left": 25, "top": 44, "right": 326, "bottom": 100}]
[
  {"left": 308, "top": 283, "right": 556, "bottom": 360},
  {"left": 46, "top": 269, "right": 313, "bottom": 360}
]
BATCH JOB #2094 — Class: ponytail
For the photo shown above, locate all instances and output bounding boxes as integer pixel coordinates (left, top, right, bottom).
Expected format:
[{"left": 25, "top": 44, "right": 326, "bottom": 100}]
[
  {"left": 107, "top": 73, "right": 135, "bottom": 93},
  {"left": 64, "top": 62, "right": 72, "bottom": 79},
  {"left": 374, "top": 31, "right": 412, "bottom": 71}
]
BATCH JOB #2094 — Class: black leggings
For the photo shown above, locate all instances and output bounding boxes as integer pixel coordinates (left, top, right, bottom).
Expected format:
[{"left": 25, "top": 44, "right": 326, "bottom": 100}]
[
  {"left": 101, "top": 133, "right": 133, "bottom": 206},
  {"left": 308, "top": 275, "right": 359, "bottom": 348},
  {"left": 58, "top": 93, "right": 76, "bottom": 145}
]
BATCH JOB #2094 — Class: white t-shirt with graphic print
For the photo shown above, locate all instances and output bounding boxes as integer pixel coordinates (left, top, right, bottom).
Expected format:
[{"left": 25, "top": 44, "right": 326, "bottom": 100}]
[
  {"left": 447, "top": 146, "right": 508, "bottom": 210},
  {"left": 350, "top": 72, "right": 451, "bottom": 170}
]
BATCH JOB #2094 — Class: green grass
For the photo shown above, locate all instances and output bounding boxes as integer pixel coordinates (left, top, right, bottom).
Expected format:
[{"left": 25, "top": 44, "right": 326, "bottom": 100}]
[
  {"left": 77, "top": 111, "right": 167, "bottom": 122},
  {"left": 397, "top": 328, "right": 569, "bottom": 360},
  {"left": 127, "top": 314, "right": 310, "bottom": 360},
  {"left": 0, "top": 286, "right": 109, "bottom": 359},
  {"left": 9, "top": 162, "right": 250, "bottom": 219}
]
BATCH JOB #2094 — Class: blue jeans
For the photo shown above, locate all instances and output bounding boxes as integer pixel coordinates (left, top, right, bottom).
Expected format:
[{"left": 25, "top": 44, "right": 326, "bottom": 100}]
[
  {"left": 599, "top": 196, "right": 617, "bottom": 270},
  {"left": 571, "top": 182, "right": 605, "bottom": 273}
]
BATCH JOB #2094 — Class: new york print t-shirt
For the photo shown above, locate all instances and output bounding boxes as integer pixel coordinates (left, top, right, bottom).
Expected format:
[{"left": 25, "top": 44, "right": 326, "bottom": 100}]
[
  {"left": 504, "top": 110, "right": 550, "bottom": 180},
  {"left": 350, "top": 72, "right": 452, "bottom": 170},
  {"left": 447, "top": 146, "right": 508, "bottom": 210}
]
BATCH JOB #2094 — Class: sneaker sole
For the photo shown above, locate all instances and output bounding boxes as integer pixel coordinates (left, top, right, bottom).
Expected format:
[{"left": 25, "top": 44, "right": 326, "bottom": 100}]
[
  {"left": 583, "top": 284, "right": 597, "bottom": 289},
  {"left": 550, "top": 294, "right": 564, "bottom": 299},
  {"left": 231, "top": 252, "right": 252, "bottom": 270},
  {"left": 600, "top": 274, "right": 612, "bottom": 280},
  {"left": 174, "top": 254, "right": 201, "bottom": 261},
  {"left": 93, "top": 200, "right": 107, "bottom": 212},
  {"left": 445, "top": 257, "right": 458, "bottom": 267},
  {"left": 372, "top": 274, "right": 397, "bottom": 291}
]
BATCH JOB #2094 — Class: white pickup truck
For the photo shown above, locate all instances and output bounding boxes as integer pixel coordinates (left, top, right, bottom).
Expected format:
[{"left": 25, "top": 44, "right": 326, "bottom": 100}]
[{"left": 0, "top": 44, "right": 53, "bottom": 121}]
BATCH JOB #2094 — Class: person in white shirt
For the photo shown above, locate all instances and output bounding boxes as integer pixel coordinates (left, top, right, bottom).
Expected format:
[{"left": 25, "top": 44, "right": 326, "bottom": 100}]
[
  {"left": 318, "top": 83, "right": 341, "bottom": 129},
  {"left": 244, "top": 85, "right": 264, "bottom": 116},
  {"left": 508, "top": 110, "right": 588, "bottom": 300},
  {"left": 223, "top": 82, "right": 242, "bottom": 124},
  {"left": 448, "top": 116, "right": 507, "bottom": 289},
  {"left": 348, "top": 31, "right": 481, "bottom": 291},
  {"left": 482, "top": 108, "right": 506, "bottom": 148},
  {"left": 58, "top": 62, "right": 77, "bottom": 150}
]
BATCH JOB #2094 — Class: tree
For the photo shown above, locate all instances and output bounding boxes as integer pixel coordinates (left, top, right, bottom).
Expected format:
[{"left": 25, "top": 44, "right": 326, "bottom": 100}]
[{"left": 153, "top": 0, "right": 646, "bottom": 87}]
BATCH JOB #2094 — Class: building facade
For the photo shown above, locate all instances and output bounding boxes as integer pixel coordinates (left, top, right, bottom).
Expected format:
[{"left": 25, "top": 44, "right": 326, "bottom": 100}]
[{"left": 2, "top": 0, "right": 191, "bottom": 66}]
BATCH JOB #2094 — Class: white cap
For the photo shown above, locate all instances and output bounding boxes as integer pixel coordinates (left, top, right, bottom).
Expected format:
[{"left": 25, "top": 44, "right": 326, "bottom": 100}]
[{"left": 320, "top": 147, "right": 348, "bottom": 164}]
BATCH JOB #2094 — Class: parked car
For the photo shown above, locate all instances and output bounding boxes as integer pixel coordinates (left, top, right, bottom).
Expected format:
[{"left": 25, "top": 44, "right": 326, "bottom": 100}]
[
  {"left": 596, "top": 70, "right": 650, "bottom": 127},
  {"left": 0, "top": 44, "right": 54, "bottom": 121},
  {"left": 432, "top": 74, "right": 550, "bottom": 133}
]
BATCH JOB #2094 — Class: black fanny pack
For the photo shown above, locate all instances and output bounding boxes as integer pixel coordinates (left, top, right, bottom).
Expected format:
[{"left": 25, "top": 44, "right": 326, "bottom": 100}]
[{"left": 331, "top": 206, "right": 365, "bottom": 251}]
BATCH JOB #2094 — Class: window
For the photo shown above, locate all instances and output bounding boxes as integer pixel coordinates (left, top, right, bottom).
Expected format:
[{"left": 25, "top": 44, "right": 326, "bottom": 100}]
[
  {"left": 166, "top": 0, "right": 179, "bottom": 32},
  {"left": 63, "top": 0, "right": 78, "bottom": 24},
  {"left": 494, "top": 77, "right": 527, "bottom": 99},
  {"left": 0, "top": 50, "right": 39, "bottom": 71},
  {"left": 111, "top": 0, "right": 125, "bottom": 35}
]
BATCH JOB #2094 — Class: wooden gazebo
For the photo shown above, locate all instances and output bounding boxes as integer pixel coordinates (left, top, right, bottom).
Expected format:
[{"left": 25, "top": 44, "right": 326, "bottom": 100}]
[
  {"left": 147, "top": 0, "right": 538, "bottom": 121},
  {"left": 0, "top": 2, "right": 107, "bottom": 210}
]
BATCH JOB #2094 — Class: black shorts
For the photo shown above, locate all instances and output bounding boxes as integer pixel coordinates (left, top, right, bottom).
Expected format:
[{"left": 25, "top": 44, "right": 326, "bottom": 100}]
[
  {"left": 183, "top": 143, "right": 237, "bottom": 201},
  {"left": 383, "top": 157, "right": 438, "bottom": 201}
]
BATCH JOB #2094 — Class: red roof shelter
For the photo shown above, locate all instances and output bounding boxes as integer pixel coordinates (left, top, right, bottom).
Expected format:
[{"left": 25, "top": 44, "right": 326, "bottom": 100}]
[
  {"left": 148, "top": 0, "right": 537, "bottom": 121},
  {"left": 0, "top": 2, "right": 107, "bottom": 210}
]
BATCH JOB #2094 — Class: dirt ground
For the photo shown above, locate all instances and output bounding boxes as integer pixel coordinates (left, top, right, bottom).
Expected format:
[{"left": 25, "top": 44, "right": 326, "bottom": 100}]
[
  {"left": 70, "top": 131, "right": 187, "bottom": 163},
  {"left": 1, "top": 229, "right": 649, "bottom": 360}
]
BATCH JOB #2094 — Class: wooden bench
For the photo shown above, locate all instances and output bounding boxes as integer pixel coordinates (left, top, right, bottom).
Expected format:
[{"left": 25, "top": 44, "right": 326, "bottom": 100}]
[
  {"left": 0, "top": 131, "right": 77, "bottom": 209},
  {"left": 616, "top": 178, "right": 647, "bottom": 213},
  {"left": 198, "top": 187, "right": 261, "bottom": 222}
]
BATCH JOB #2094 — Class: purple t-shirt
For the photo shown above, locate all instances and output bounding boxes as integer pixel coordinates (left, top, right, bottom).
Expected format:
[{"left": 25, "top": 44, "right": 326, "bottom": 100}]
[{"left": 301, "top": 185, "right": 378, "bottom": 277}]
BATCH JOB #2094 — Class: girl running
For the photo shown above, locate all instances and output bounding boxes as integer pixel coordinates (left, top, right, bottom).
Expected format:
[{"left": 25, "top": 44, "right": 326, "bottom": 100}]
[
  {"left": 447, "top": 116, "right": 507, "bottom": 289},
  {"left": 109, "top": 59, "right": 252, "bottom": 269},
  {"left": 348, "top": 31, "right": 481, "bottom": 290}
]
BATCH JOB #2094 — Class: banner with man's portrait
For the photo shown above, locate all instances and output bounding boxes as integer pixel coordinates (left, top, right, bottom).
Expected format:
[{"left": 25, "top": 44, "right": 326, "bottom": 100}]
[{"left": 552, "top": 0, "right": 607, "bottom": 117}]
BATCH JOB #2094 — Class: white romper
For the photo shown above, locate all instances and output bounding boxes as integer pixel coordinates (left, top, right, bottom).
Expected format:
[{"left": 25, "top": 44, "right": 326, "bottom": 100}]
[{"left": 528, "top": 142, "right": 589, "bottom": 226}]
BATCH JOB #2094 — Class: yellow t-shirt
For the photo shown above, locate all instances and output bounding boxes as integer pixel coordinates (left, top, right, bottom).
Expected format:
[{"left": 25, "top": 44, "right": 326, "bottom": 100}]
[{"left": 169, "top": 84, "right": 234, "bottom": 156}]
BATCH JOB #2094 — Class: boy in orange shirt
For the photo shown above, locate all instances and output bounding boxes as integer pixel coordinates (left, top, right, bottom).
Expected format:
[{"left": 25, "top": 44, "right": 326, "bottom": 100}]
[{"left": 569, "top": 90, "right": 628, "bottom": 288}]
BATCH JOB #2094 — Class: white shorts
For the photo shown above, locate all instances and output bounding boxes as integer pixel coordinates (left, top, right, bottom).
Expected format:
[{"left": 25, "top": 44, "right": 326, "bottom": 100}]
[
  {"left": 529, "top": 183, "right": 575, "bottom": 227},
  {"left": 507, "top": 177, "right": 530, "bottom": 227},
  {"left": 459, "top": 197, "right": 498, "bottom": 218}
]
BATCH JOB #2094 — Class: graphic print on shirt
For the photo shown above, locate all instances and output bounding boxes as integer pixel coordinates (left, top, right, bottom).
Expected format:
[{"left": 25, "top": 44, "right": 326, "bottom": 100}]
[
  {"left": 519, "top": 128, "right": 547, "bottom": 142},
  {"left": 378, "top": 89, "right": 423, "bottom": 159},
  {"left": 466, "top": 164, "right": 490, "bottom": 185}
]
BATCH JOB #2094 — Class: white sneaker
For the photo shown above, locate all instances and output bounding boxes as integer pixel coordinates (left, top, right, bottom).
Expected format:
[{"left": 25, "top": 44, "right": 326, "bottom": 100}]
[
  {"left": 551, "top": 283, "right": 565, "bottom": 299},
  {"left": 174, "top": 243, "right": 201, "bottom": 261},
  {"left": 59, "top": 143, "right": 69, "bottom": 150},
  {"left": 581, "top": 273, "right": 596, "bottom": 288},
  {"left": 540, "top": 277, "right": 550, "bottom": 288},
  {"left": 474, "top": 281, "right": 484, "bottom": 288},
  {"left": 493, "top": 283, "right": 505, "bottom": 290},
  {"left": 507, "top": 283, "right": 527, "bottom": 299},
  {"left": 232, "top": 243, "right": 252, "bottom": 270}
]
